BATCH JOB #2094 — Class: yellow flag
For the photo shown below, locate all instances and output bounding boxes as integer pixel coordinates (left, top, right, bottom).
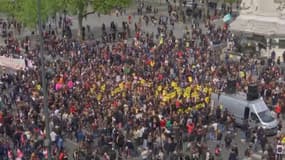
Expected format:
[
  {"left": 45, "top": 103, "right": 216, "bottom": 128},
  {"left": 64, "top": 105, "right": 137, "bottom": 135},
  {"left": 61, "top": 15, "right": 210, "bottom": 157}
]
[
  {"left": 192, "top": 91, "right": 199, "bottom": 99},
  {"left": 185, "top": 107, "right": 192, "bottom": 113},
  {"left": 205, "top": 97, "right": 210, "bottom": 104},
  {"left": 203, "top": 87, "right": 208, "bottom": 93},
  {"left": 176, "top": 87, "right": 183, "bottom": 96},
  {"left": 157, "top": 85, "right": 162, "bottom": 91},
  {"left": 96, "top": 93, "right": 102, "bottom": 101},
  {"left": 186, "top": 42, "right": 189, "bottom": 48},
  {"left": 171, "top": 81, "right": 178, "bottom": 88},
  {"left": 119, "top": 82, "right": 124, "bottom": 90},
  {"left": 150, "top": 60, "right": 155, "bottom": 67},
  {"left": 155, "top": 90, "right": 159, "bottom": 97},
  {"left": 183, "top": 87, "right": 191, "bottom": 98},
  {"left": 162, "top": 90, "right": 167, "bottom": 96},
  {"left": 162, "top": 96, "right": 169, "bottom": 102},
  {"left": 208, "top": 88, "right": 213, "bottom": 94},
  {"left": 36, "top": 84, "right": 41, "bottom": 91},
  {"left": 282, "top": 137, "right": 285, "bottom": 144},
  {"left": 122, "top": 91, "right": 126, "bottom": 97},
  {"left": 188, "top": 76, "right": 192, "bottom": 83},
  {"left": 100, "top": 84, "right": 106, "bottom": 92},
  {"left": 239, "top": 71, "right": 245, "bottom": 78},
  {"left": 195, "top": 104, "right": 204, "bottom": 110},
  {"left": 220, "top": 104, "right": 223, "bottom": 110},
  {"left": 140, "top": 79, "right": 146, "bottom": 85},
  {"left": 112, "top": 87, "right": 121, "bottom": 96},
  {"left": 169, "top": 91, "right": 177, "bottom": 99},
  {"left": 159, "top": 37, "right": 164, "bottom": 45},
  {"left": 115, "top": 87, "right": 121, "bottom": 93},
  {"left": 90, "top": 87, "right": 95, "bottom": 94}
]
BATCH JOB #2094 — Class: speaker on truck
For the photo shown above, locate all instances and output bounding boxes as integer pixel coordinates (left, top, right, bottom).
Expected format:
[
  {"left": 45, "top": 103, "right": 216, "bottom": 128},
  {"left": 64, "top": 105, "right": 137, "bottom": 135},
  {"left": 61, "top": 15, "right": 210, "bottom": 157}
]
[
  {"left": 226, "top": 78, "right": 236, "bottom": 94},
  {"left": 247, "top": 84, "right": 259, "bottom": 100}
]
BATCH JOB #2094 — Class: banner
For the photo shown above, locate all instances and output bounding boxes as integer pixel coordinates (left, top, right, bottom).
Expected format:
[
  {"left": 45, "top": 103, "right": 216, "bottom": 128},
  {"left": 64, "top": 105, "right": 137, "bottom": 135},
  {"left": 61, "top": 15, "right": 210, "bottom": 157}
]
[{"left": 0, "top": 56, "right": 25, "bottom": 70}]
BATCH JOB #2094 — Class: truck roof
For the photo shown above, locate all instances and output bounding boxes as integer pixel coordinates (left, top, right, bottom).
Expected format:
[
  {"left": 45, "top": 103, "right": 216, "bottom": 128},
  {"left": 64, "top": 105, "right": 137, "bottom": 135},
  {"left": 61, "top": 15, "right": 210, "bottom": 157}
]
[
  {"left": 220, "top": 92, "right": 262, "bottom": 104},
  {"left": 221, "top": 92, "right": 247, "bottom": 101}
]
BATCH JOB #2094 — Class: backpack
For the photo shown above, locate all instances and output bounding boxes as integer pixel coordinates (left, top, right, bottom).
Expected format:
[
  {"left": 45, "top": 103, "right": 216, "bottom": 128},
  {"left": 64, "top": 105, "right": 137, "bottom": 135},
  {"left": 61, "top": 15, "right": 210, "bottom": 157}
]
[
  {"left": 117, "top": 135, "right": 124, "bottom": 147},
  {"left": 215, "top": 147, "right": 220, "bottom": 156}
]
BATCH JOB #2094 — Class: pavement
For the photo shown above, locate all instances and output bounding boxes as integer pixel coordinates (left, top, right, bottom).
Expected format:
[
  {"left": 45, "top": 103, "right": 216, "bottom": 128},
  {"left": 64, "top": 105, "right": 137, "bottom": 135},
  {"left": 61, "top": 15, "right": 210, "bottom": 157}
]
[
  {"left": 59, "top": 1, "right": 271, "bottom": 159},
  {"left": 0, "top": 0, "right": 282, "bottom": 160},
  {"left": 68, "top": 0, "right": 229, "bottom": 40}
]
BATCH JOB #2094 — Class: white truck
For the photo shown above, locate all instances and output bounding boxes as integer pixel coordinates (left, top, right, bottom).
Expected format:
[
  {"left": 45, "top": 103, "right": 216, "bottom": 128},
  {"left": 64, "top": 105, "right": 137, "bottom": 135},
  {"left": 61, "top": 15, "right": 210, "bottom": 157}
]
[{"left": 211, "top": 80, "right": 278, "bottom": 135}]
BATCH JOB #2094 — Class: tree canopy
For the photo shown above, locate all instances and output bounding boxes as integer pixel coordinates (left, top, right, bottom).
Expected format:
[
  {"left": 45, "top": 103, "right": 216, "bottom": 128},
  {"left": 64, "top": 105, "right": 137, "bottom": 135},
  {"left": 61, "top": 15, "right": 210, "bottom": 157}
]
[
  {"left": 224, "top": 0, "right": 237, "bottom": 4},
  {"left": 0, "top": 0, "right": 132, "bottom": 35},
  {"left": 0, "top": 0, "right": 59, "bottom": 28},
  {"left": 65, "top": 0, "right": 132, "bottom": 39}
]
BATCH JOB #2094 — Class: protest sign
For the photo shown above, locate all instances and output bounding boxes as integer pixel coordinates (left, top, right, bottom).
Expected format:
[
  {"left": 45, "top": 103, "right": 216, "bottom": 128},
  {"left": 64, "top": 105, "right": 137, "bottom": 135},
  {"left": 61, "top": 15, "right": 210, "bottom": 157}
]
[{"left": 0, "top": 56, "right": 25, "bottom": 70}]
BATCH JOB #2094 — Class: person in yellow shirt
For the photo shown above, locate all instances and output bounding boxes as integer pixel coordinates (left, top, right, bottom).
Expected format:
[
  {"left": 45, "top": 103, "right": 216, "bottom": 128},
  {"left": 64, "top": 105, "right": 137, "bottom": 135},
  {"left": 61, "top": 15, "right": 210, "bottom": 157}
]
[{"left": 281, "top": 136, "right": 285, "bottom": 144}]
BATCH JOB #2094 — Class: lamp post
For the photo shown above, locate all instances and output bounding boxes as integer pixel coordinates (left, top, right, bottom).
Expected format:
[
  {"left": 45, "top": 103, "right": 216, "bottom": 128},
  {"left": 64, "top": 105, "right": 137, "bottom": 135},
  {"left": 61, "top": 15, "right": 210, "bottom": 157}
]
[
  {"left": 63, "top": 9, "right": 67, "bottom": 37},
  {"left": 37, "top": 0, "right": 51, "bottom": 160}
]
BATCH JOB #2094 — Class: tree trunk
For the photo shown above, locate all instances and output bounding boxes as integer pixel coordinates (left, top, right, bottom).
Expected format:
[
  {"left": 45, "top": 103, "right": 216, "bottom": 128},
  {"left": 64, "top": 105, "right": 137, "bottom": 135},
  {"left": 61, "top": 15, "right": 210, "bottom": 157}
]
[
  {"left": 204, "top": 0, "right": 208, "bottom": 19},
  {"left": 178, "top": 0, "right": 183, "bottom": 22},
  {"left": 78, "top": 14, "right": 83, "bottom": 40}
]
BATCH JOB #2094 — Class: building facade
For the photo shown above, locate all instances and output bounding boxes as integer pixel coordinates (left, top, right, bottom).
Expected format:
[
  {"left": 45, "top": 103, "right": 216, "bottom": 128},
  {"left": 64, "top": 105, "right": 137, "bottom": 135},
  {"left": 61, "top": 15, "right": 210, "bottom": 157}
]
[{"left": 230, "top": 0, "right": 285, "bottom": 60}]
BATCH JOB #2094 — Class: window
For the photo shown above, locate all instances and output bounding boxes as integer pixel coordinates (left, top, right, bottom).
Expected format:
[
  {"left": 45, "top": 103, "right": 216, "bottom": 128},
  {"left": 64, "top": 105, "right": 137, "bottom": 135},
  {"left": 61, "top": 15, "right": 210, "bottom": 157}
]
[
  {"left": 258, "top": 110, "right": 274, "bottom": 123},
  {"left": 250, "top": 113, "right": 259, "bottom": 123},
  {"left": 279, "top": 40, "right": 285, "bottom": 49},
  {"left": 271, "top": 39, "right": 279, "bottom": 48}
]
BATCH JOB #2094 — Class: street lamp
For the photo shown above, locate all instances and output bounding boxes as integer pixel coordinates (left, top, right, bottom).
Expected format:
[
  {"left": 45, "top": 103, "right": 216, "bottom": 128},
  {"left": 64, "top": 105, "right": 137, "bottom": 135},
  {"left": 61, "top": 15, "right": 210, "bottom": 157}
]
[
  {"left": 37, "top": 0, "right": 52, "bottom": 160},
  {"left": 63, "top": 9, "right": 67, "bottom": 37}
]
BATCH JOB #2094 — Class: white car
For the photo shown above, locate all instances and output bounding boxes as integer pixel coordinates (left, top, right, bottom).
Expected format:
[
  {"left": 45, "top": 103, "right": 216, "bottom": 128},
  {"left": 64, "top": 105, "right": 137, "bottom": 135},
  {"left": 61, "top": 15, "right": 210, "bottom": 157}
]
[
  {"left": 184, "top": 0, "right": 196, "bottom": 8},
  {"left": 185, "top": 0, "right": 204, "bottom": 8}
]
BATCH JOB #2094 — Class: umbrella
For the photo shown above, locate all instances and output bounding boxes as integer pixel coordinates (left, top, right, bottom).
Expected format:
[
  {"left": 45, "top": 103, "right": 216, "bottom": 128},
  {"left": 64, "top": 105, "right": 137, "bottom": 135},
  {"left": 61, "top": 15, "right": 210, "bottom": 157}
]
[{"left": 223, "top": 13, "right": 232, "bottom": 22}]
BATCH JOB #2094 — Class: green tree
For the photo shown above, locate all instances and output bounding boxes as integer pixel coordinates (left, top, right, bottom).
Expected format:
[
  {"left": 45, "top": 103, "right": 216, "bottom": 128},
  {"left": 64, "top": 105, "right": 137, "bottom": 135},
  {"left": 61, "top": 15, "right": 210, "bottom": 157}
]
[
  {"left": 204, "top": 0, "right": 208, "bottom": 19},
  {"left": 0, "top": 0, "right": 14, "bottom": 14},
  {"left": 224, "top": 0, "right": 236, "bottom": 4},
  {"left": 0, "top": 0, "right": 132, "bottom": 39},
  {"left": 64, "top": 0, "right": 132, "bottom": 39},
  {"left": 0, "top": 0, "right": 57, "bottom": 28}
]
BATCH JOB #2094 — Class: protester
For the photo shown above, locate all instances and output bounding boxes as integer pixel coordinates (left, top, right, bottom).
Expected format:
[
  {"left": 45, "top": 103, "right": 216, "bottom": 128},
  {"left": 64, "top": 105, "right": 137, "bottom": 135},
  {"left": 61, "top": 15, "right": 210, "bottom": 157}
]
[{"left": 0, "top": 0, "right": 283, "bottom": 159}]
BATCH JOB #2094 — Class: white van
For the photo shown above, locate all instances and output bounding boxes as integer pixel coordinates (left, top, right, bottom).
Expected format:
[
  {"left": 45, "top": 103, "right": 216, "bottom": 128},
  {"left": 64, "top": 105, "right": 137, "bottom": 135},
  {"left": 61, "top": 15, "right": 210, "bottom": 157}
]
[{"left": 211, "top": 82, "right": 278, "bottom": 135}]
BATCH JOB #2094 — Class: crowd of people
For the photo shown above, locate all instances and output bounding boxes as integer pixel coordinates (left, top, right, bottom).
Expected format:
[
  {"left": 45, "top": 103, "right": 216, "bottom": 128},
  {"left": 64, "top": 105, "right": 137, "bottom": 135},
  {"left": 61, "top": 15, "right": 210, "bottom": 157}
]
[{"left": 0, "top": 0, "right": 284, "bottom": 160}]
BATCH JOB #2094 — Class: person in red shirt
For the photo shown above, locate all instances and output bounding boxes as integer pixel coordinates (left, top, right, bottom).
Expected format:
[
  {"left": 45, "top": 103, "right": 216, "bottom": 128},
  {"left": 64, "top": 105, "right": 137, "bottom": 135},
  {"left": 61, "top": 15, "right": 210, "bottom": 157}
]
[
  {"left": 158, "top": 73, "right": 163, "bottom": 81},
  {"left": 59, "top": 151, "right": 64, "bottom": 160},
  {"left": 70, "top": 105, "right": 76, "bottom": 114},
  {"left": 128, "top": 15, "right": 132, "bottom": 24},
  {"left": 275, "top": 103, "right": 281, "bottom": 118},
  {"left": 160, "top": 117, "right": 166, "bottom": 128},
  {"left": 177, "top": 51, "right": 183, "bottom": 58},
  {"left": 58, "top": 150, "right": 68, "bottom": 160},
  {"left": 186, "top": 120, "right": 195, "bottom": 134},
  {"left": 175, "top": 100, "right": 181, "bottom": 108}
]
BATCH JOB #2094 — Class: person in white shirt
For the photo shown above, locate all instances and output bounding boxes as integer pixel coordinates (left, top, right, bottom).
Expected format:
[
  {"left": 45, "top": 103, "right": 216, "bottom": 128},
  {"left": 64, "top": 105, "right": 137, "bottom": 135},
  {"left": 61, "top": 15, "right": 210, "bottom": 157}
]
[{"left": 50, "top": 130, "right": 57, "bottom": 143}]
